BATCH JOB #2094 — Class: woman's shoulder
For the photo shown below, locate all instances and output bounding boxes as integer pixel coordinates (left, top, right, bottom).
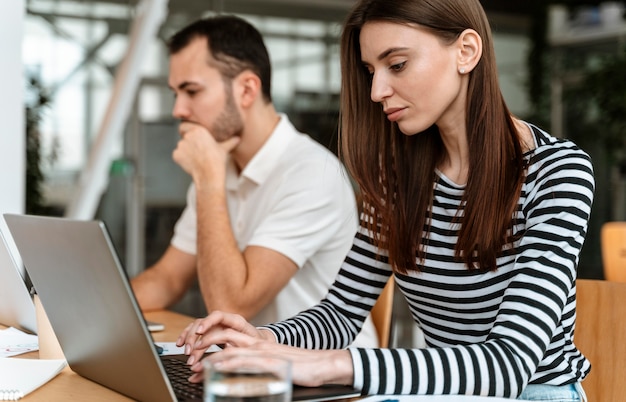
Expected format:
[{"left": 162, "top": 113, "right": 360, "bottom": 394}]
[
  {"left": 524, "top": 123, "right": 592, "bottom": 168},
  {"left": 520, "top": 124, "right": 594, "bottom": 198}
]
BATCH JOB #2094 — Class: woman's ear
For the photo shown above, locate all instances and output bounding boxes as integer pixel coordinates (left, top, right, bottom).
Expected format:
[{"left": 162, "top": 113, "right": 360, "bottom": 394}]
[
  {"left": 234, "top": 71, "right": 261, "bottom": 109},
  {"left": 456, "top": 29, "right": 482, "bottom": 74}
]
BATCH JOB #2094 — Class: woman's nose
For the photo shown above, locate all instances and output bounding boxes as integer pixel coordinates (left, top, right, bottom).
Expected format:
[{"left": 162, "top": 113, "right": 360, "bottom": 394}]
[{"left": 370, "top": 72, "right": 392, "bottom": 103}]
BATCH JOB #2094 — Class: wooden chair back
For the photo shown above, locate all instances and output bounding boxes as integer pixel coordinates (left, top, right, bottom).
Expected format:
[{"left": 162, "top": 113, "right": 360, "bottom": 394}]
[
  {"left": 370, "top": 277, "right": 395, "bottom": 347},
  {"left": 575, "top": 279, "right": 626, "bottom": 401},
  {"left": 601, "top": 222, "right": 626, "bottom": 283}
]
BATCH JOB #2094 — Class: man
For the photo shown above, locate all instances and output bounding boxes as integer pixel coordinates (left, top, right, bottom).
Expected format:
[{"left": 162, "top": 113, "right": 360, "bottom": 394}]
[{"left": 130, "top": 15, "right": 377, "bottom": 346}]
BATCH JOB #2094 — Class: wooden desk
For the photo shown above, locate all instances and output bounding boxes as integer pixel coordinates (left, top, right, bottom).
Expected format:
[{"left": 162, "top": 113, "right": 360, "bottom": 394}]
[
  {"left": 14, "top": 310, "right": 196, "bottom": 401},
  {"left": 8, "top": 312, "right": 517, "bottom": 402}
]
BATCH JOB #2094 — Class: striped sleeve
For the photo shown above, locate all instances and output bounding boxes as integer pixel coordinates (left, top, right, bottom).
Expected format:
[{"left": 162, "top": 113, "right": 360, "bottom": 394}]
[{"left": 263, "top": 229, "right": 392, "bottom": 349}]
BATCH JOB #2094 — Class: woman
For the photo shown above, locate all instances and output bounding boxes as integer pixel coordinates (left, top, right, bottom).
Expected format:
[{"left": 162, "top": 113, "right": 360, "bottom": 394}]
[{"left": 177, "top": 0, "right": 594, "bottom": 399}]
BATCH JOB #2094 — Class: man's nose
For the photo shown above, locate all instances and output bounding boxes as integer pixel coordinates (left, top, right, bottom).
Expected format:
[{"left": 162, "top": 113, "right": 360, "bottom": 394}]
[{"left": 172, "top": 97, "right": 189, "bottom": 120}]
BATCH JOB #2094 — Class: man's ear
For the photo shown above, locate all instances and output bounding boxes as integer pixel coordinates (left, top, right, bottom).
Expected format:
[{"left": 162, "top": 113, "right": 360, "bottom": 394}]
[
  {"left": 456, "top": 29, "right": 482, "bottom": 74},
  {"left": 234, "top": 71, "right": 261, "bottom": 109}
]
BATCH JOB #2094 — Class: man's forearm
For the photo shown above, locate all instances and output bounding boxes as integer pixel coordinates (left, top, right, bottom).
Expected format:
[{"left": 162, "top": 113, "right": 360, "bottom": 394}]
[
  {"left": 194, "top": 186, "right": 253, "bottom": 316},
  {"left": 131, "top": 271, "right": 177, "bottom": 311}
]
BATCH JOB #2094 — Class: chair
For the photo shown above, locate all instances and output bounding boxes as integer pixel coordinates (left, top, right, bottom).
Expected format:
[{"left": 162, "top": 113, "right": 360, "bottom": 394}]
[
  {"left": 575, "top": 279, "right": 626, "bottom": 401},
  {"left": 600, "top": 222, "right": 626, "bottom": 283},
  {"left": 370, "top": 276, "right": 395, "bottom": 347}
]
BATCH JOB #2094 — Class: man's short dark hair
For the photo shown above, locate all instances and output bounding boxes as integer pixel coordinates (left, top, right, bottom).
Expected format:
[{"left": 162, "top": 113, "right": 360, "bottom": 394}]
[{"left": 168, "top": 15, "right": 272, "bottom": 103}]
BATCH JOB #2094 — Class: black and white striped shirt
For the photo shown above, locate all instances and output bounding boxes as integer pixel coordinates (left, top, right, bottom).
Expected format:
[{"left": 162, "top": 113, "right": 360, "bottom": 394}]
[{"left": 263, "top": 125, "right": 594, "bottom": 398}]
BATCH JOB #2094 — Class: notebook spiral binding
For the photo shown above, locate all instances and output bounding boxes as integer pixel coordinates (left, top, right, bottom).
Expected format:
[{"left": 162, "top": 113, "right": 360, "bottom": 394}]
[{"left": 0, "top": 390, "right": 24, "bottom": 401}]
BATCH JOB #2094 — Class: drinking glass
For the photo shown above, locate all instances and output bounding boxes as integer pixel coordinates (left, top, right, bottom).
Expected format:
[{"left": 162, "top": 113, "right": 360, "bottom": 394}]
[{"left": 203, "top": 355, "right": 292, "bottom": 402}]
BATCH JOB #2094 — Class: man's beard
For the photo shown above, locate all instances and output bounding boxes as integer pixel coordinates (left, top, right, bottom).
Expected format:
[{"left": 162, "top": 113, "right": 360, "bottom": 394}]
[{"left": 211, "top": 86, "right": 244, "bottom": 142}]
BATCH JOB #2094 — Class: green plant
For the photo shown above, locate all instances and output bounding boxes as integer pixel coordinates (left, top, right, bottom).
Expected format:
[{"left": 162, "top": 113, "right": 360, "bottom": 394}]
[
  {"left": 25, "top": 75, "right": 58, "bottom": 214},
  {"left": 581, "top": 46, "right": 626, "bottom": 165},
  {"left": 526, "top": 1, "right": 551, "bottom": 129}
]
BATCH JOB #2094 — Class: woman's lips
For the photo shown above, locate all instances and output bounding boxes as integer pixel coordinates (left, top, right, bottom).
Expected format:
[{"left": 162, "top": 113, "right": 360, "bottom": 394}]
[{"left": 384, "top": 107, "right": 405, "bottom": 122}]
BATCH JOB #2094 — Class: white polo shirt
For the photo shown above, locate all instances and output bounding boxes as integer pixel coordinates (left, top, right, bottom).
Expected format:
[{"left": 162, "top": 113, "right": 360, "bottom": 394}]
[{"left": 171, "top": 114, "right": 378, "bottom": 347}]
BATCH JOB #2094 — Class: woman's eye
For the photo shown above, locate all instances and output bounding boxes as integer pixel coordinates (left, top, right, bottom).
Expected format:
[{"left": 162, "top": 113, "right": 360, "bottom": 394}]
[{"left": 390, "top": 61, "right": 406, "bottom": 72}]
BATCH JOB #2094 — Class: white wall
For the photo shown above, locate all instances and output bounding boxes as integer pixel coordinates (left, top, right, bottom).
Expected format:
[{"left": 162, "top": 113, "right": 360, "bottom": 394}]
[{"left": 0, "top": 0, "right": 25, "bottom": 217}]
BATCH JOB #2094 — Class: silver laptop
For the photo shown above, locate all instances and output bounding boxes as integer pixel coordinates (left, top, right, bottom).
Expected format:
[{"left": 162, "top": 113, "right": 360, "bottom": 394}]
[
  {"left": 0, "top": 223, "right": 37, "bottom": 333},
  {"left": 4, "top": 214, "right": 360, "bottom": 402}
]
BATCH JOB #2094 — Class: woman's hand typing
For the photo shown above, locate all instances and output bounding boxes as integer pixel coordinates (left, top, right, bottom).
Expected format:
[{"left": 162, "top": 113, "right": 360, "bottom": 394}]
[
  {"left": 176, "top": 311, "right": 275, "bottom": 365},
  {"left": 176, "top": 310, "right": 354, "bottom": 387}
]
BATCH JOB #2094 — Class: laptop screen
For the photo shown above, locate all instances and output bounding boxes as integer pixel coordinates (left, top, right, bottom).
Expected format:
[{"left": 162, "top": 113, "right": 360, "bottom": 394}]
[
  {"left": 5, "top": 214, "right": 179, "bottom": 402},
  {"left": 0, "top": 224, "right": 37, "bottom": 333}
]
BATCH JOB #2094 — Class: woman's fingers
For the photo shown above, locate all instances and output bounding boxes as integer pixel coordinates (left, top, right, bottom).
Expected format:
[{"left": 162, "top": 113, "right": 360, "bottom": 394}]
[
  {"left": 178, "top": 311, "right": 268, "bottom": 362},
  {"left": 176, "top": 321, "right": 195, "bottom": 347},
  {"left": 186, "top": 326, "right": 262, "bottom": 366}
]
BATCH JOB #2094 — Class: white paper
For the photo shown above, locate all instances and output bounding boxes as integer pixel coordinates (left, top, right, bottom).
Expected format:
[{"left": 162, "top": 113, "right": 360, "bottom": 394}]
[
  {"left": 155, "top": 342, "right": 221, "bottom": 356},
  {"left": 359, "top": 395, "right": 512, "bottom": 401},
  {"left": 0, "top": 328, "right": 38, "bottom": 358}
]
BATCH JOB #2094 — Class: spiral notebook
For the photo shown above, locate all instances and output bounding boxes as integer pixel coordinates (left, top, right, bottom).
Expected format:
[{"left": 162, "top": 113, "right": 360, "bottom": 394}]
[{"left": 0, "top": 358, "right": 66, "bottom": 400}]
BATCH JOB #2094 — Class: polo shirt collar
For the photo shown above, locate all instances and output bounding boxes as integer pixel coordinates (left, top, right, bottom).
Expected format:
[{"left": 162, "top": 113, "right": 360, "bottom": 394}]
[{"left": 225, "top": 113, "right": 296, "bottom": 188}]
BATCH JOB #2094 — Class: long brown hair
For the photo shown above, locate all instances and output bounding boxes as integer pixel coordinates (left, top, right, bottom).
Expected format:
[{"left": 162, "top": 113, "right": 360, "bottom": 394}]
[{"left": 339, "top": 0, "right": 526, "bottom": 273}]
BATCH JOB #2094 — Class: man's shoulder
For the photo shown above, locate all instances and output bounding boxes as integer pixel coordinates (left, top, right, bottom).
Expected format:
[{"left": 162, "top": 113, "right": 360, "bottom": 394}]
[
  {"left": 283, "top": 130, "right": 341, "bottom": 163},
  {"left": 268, "top": 115, "right": 348, "bottom": 180}
]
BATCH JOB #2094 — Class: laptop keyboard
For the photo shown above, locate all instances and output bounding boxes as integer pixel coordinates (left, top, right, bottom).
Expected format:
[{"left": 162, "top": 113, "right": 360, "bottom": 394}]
[{"left": 162, "top": 356, "right": 204, "bottom": 401}]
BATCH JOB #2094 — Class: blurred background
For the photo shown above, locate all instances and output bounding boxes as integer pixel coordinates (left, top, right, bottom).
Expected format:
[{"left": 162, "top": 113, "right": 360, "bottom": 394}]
[{"left": 8, "top": 0, "right": 626, "bottom": 345}]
